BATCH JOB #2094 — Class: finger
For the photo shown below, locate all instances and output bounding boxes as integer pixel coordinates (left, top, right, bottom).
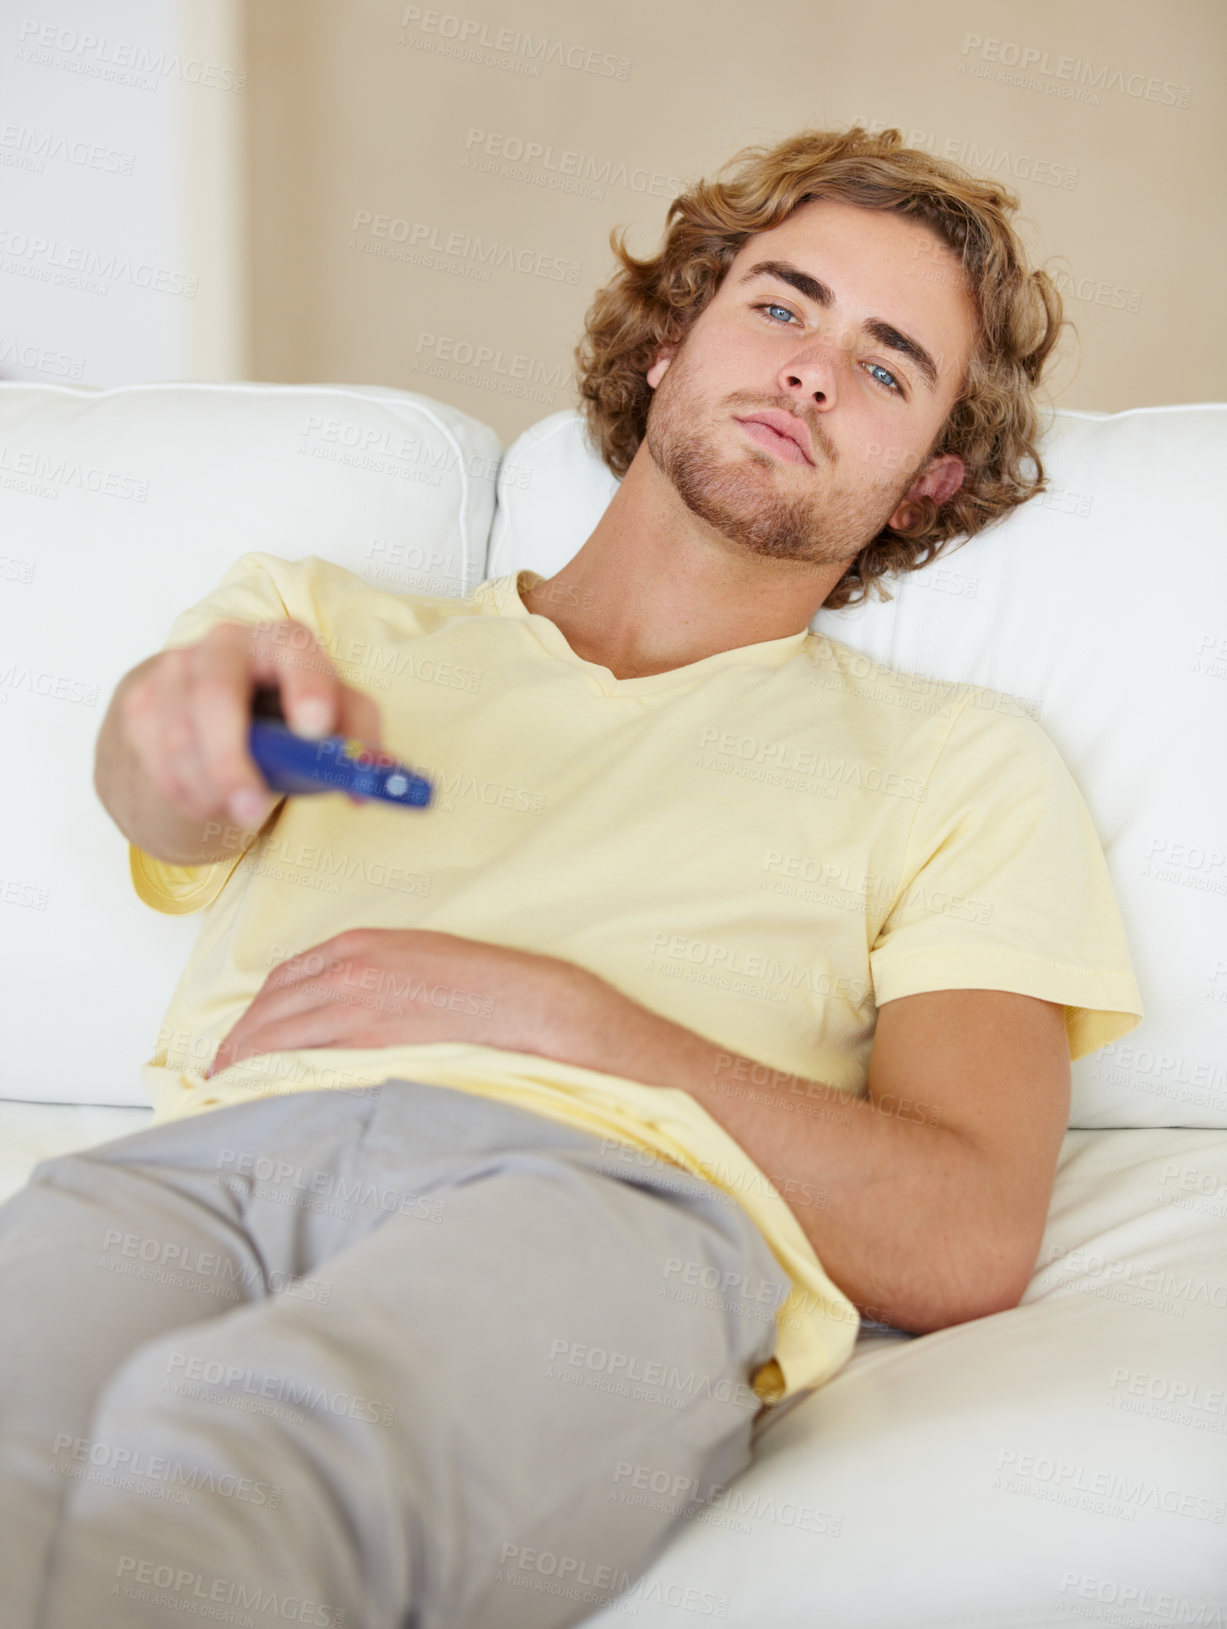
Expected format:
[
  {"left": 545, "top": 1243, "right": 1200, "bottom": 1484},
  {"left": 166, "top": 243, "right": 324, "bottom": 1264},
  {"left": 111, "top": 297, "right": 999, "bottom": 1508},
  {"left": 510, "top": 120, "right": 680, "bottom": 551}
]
[
  {"left": 261, "top": 947, "right": 344, "bottom": 995},
  {"left": 334, "top": 684, "right": 384, "bottom": 752},
  {"left": 124, "top": 649, "right": 217, "bottom": 824},
  {"left": 215, "top": 1008, "right": 342, "bottom": 1073},
  {"left": 208, "top": 1021, "right": 269, "bottom": 1078},
  {"left": 185, "top": 628, "right": 282, "bottom": 829},
  {"left": 206, "top": 980, "right": 316, "bottom": 1077},
  {"left": 248, "top": 621, "right": 346, "bottom": 741},
  {"left": 205, "top": 1029, "right": 233, "bottom": 1078},
  {"left": 207, "top": 1032, "right": 263, "bottom": 1078}
]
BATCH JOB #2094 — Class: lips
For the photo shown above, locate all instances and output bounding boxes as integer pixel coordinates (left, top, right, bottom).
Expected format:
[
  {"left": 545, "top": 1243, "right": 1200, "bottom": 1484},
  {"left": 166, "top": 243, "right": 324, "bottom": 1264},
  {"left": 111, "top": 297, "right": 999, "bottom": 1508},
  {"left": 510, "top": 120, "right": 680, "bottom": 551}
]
[{"left": 735, "top": 410, "right": 815, "bottom": 464}]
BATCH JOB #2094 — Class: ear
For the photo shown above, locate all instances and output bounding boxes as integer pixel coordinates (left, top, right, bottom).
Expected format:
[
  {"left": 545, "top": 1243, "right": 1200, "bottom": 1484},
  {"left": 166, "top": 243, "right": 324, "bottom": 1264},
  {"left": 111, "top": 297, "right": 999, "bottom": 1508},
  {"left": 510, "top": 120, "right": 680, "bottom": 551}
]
[
  {"left": 646, "top": 345, "right": 677, "bottom": 390},
  {"left": 888, "top": 453, "right": 965, "bottom": 530}
]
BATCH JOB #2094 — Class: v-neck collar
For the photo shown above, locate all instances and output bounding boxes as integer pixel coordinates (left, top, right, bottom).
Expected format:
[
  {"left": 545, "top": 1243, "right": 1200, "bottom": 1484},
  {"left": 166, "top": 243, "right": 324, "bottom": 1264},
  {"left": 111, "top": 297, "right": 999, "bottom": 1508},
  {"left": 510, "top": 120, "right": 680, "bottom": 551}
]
[{"left": 474, "top": 569, "right": 812, "bottom": 697}]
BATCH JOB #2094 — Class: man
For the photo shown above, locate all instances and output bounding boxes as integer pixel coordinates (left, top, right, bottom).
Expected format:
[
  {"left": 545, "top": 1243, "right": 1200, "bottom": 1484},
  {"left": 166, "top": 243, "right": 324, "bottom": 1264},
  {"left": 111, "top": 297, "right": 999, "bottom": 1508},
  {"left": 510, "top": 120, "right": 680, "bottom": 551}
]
[{"left": 0, "top": 125, "right": 1143, "bottom": 1628}]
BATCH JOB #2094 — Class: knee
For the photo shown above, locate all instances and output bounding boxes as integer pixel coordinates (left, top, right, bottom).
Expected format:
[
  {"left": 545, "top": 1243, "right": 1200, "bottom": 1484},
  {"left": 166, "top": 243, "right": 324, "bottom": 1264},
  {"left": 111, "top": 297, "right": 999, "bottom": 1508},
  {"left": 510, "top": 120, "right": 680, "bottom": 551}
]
[
  {"left": 94, "top": 1325, "right": 213, "bottom": 1420},
  {"left": 22, "top": 1142, "right": 146, "bottom": 1212},
  {"left": 95, "top": 1294, "right": 336, "bottom": 1429},
  {"left": 0, "top": 1151, "right": 109, "bottom": 1244}
]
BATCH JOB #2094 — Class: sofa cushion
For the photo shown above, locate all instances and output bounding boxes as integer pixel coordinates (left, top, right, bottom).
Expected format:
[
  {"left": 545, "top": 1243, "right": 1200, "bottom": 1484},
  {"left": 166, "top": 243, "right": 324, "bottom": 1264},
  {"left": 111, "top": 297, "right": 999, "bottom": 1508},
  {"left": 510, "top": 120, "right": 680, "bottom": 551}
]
[
  {"left": 575, "top": 1123, "right": 1227, "bottom": 1628},
  {"left": 488, "top": 406, "right": 1227, "bottom": 1130},
  {"left": 0, "top": 380, "right": 500, "bottom": 1106}
]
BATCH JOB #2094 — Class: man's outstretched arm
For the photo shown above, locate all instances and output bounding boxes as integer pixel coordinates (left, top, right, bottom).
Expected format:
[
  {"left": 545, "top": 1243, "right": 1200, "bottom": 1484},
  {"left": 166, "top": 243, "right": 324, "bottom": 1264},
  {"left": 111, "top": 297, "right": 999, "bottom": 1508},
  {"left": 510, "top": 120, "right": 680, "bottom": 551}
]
[{"left": 541, "top": 976, "right": 1072, "bottom": 1336}]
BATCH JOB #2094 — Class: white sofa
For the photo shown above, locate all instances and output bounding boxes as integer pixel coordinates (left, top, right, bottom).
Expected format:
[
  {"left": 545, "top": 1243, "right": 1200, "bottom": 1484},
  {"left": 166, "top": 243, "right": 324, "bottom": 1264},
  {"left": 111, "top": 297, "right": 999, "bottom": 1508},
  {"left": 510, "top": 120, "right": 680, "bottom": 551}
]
[{"left": 1, "top": 380, "right": 1224, "bottom": 1626}]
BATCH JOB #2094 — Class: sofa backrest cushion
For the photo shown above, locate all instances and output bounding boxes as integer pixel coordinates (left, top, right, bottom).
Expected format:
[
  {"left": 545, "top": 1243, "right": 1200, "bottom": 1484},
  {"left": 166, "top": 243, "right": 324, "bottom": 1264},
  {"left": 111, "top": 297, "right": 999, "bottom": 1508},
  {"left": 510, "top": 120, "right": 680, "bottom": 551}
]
[
  {"left": 0, "top": 381, "right": 500, "bottom": 1106},
  {"left": 487, "top": 405, "right": 1227, "bottom": 1130}
]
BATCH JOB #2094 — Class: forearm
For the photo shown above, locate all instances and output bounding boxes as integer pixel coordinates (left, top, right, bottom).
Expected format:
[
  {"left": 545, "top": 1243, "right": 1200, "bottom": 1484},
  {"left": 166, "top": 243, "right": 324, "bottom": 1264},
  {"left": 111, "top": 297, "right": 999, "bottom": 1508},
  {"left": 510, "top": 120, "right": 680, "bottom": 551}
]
[
  {"left": 94, "top": 657, "right": 274, "bottom": 865},
  {"left": 543, "top": 969, "right": 1014, "bottom": 1335}
]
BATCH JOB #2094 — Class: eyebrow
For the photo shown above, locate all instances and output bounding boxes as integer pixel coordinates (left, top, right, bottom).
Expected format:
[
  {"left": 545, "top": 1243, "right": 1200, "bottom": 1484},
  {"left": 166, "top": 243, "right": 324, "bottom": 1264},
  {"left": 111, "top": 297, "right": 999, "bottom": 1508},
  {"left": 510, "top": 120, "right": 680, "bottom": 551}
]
[{"left": 736, "top": 259, "right": 941, "bottom": 395}]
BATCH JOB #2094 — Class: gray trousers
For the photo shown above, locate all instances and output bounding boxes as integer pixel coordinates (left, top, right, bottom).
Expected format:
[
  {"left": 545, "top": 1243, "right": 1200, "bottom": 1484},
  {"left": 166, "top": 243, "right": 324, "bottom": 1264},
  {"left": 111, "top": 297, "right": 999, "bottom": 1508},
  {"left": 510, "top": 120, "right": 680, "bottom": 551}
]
[{"left": 0, "top": 1078, "right": 790, "bottom": 1629}]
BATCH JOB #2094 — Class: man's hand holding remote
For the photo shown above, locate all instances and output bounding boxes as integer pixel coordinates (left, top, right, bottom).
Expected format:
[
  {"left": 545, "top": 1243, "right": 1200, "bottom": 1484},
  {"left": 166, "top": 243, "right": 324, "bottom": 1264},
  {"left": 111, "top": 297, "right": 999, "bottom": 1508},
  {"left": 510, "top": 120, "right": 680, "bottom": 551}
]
[{"left": 94, "top": 619, "right": 384, "bottom": 867}]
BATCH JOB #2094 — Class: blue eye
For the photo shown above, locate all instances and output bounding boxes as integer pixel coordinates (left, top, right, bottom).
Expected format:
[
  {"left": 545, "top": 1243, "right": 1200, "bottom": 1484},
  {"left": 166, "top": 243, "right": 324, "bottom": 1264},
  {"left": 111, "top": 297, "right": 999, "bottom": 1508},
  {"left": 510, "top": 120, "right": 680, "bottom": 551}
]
[
  {"left": 752, "top": 303, "right": 905, "bottom": 396},
  {"left": 865, "top": 362, "right": 902, "bottom": 395}
]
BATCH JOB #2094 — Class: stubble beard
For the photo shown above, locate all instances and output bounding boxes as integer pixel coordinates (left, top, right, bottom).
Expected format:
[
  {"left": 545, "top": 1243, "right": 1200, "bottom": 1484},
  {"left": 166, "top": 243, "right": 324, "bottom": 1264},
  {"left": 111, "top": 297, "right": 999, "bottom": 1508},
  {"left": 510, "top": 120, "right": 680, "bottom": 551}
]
[{"left": 644, "top": 367, "right": 925, "bottom": 567}]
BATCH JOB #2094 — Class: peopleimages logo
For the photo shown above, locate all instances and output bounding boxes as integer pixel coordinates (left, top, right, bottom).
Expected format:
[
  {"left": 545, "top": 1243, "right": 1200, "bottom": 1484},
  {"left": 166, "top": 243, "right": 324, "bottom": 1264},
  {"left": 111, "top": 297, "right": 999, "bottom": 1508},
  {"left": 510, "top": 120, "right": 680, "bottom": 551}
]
[
  {"left": 398, "top": 7, "right": 631, "bottom": 80},
  {"left": 0, "top": 121, "right": 136, "bottom": 175},
  {"left": 14, "top": 21, "right": 247, "bottom": 92},
  {"left": 0, "top": 335, "right": 85, "bottom": 379},
  {"left": 848, "top": 116, "right": 1079, "bottom": 190},
  {"left": 462, "top": 127, "right": 683, "bottom": 199},
  {"left": 348, "top": 209, "right": 580, "bottom": 284},
  {"left": 958, "top": 34, "right": 1192, "bottom": 108},
  {"left": 0, "top": 231, "right": 197, "bottom": 297}
]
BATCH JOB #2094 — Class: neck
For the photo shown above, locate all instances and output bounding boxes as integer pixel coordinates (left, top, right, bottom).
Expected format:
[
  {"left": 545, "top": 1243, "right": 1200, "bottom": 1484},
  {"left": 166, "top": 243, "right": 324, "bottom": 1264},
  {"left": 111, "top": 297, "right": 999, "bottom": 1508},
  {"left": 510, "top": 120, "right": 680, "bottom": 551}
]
[{"left": 517, "top": 444, "right": 853, "bottom": 680}]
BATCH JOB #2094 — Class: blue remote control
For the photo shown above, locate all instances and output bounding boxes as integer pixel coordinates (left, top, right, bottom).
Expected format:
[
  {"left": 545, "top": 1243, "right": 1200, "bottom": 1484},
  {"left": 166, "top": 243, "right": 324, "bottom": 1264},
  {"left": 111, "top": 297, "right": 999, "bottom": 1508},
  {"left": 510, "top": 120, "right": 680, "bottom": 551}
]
[{"left": 248, "top": 686, "right": 432, "bottom": 809}]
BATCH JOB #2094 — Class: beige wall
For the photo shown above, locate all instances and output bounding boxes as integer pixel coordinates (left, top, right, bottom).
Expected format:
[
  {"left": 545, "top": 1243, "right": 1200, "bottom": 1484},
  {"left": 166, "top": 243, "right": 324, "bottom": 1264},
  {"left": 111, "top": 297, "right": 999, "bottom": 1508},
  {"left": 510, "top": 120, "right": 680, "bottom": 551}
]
[{"left": 245, "top": 0, "right": 1225, "bottom": 447}]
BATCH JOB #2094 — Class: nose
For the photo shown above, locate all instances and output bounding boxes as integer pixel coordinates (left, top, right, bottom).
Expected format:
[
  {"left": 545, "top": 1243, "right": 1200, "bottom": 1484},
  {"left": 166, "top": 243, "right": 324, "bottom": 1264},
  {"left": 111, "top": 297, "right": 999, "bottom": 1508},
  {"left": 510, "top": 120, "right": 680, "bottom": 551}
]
[{"left": 775, "top": 337, "right": 843, "bottom": 411}]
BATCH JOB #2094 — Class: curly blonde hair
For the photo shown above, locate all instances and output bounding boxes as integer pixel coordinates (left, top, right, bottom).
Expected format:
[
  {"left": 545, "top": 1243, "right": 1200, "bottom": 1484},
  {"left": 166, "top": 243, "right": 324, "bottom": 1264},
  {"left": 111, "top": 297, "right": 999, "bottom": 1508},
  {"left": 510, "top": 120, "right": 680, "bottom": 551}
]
[{"left": 573, "top": 124, "right": 1067, "bottom": 610}]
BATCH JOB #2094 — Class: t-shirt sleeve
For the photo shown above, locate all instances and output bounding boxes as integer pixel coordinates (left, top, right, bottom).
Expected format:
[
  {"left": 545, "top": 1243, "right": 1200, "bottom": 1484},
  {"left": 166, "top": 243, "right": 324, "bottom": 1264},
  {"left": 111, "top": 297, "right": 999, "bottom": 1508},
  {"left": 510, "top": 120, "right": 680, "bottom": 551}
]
[
  {"left": 868, "top": 688, "right": 1144, "bottom": 1063},
  {"left": 129, "top": 846, "right": 249, "bottom": 916},
  {"left": 127, "top": 551, "right": 300, "bottom": 917}
]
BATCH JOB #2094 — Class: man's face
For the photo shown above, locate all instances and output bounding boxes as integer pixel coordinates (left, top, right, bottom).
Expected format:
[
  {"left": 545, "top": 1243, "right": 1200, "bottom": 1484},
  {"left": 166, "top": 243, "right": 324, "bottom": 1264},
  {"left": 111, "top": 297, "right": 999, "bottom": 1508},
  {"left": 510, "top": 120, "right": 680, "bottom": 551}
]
[{"left": 643, "top": 197, "right": 978, "bottom": 567}]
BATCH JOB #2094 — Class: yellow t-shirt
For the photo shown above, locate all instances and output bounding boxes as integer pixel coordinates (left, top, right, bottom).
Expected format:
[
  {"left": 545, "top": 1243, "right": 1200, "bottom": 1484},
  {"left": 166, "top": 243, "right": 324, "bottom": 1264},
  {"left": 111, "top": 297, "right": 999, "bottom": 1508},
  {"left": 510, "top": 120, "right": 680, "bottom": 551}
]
[{"left": 128, "top": 551, "right": 1144, "bottom": 1406}]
